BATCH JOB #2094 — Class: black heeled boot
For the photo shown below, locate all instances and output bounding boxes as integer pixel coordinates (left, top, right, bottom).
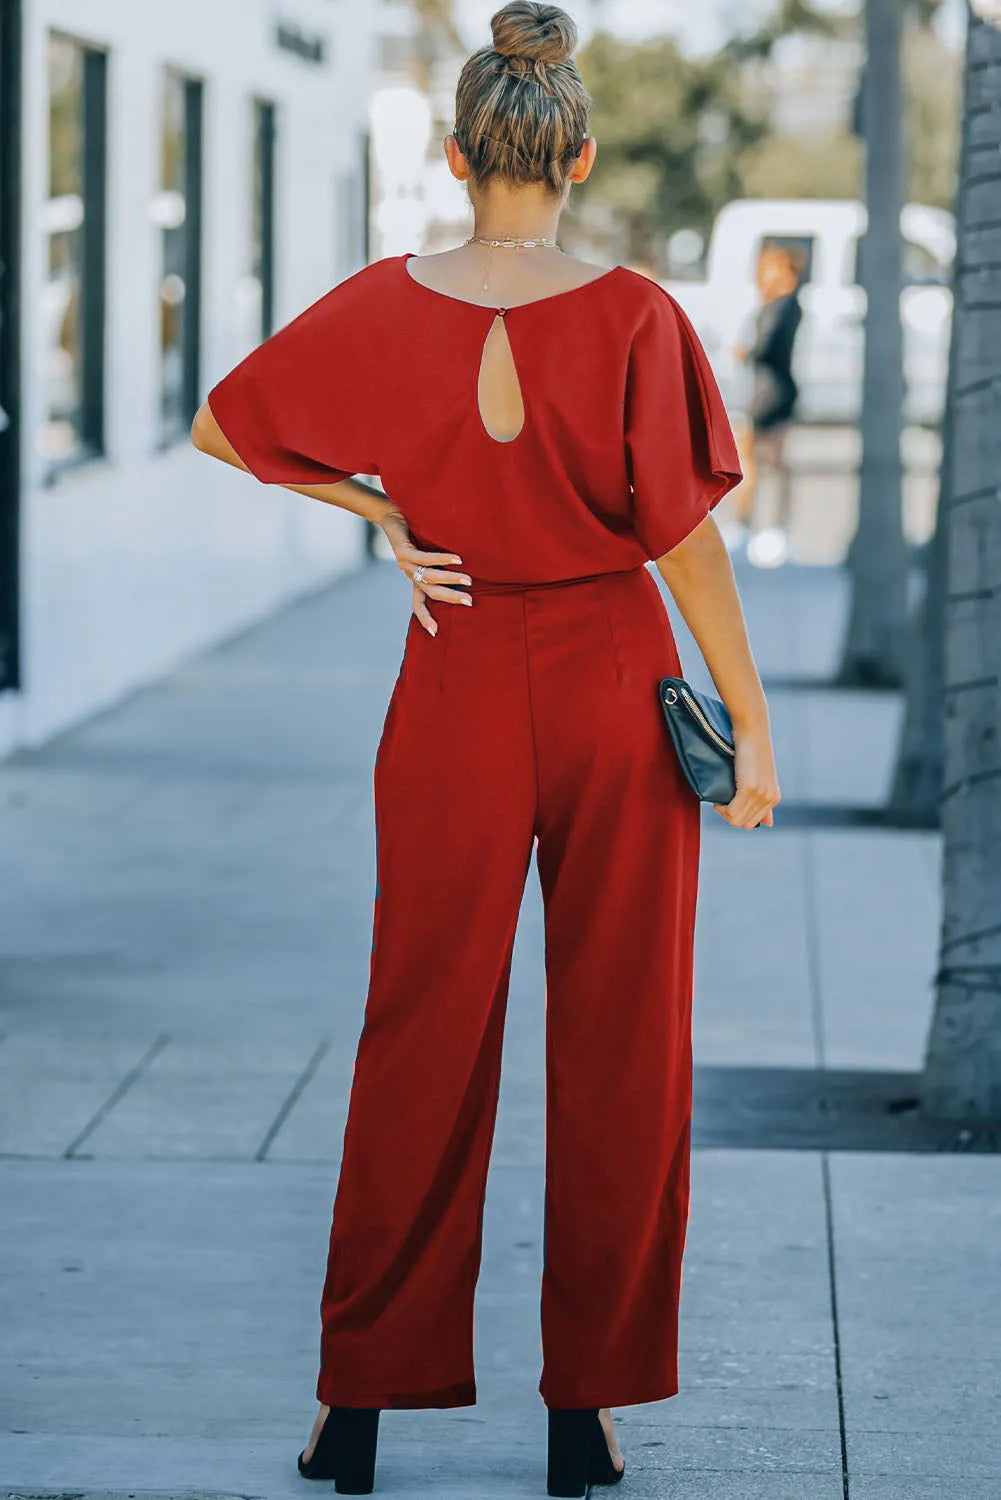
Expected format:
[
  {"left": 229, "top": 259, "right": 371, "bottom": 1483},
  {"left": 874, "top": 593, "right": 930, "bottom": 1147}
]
[
  {"left": 547, "top": 1407, "right": 625, "bottom": 1497},
  {"left": 298, "top": 1406, "right": 380, "bottom": 1493}
]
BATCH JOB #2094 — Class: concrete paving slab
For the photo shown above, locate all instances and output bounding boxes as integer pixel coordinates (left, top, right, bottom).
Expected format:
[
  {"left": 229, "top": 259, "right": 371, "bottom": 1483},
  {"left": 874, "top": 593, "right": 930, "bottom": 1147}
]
[
  {"left": 809, "top": 830, "right": 940, "bottom": 1070},
  {"left": 678, "top": 1347, "right": 835, "bottom": 1390},
  {"left": 1, "top": 1492, "right": 253, "bottom": 1500},
  {"left": 693, "top": 831, "right": 818, "bottom": 1068},
  {"left": 661, "top": 1381, "right": 839, "bottom": 1431},
  {"left": 691, "top": 1006, "right": 818, "bottom": 1069},
  {"left": 0, "top": 1435, "right": 846, "bottom": 1500},
  {"left": 78, "top": 1037, "right": 326, "bottom": 1160},
  {"left": 799, "top": 690, "right": 904, "bottom": 806},
  {"left": 593, "top": 1479, "right": 844, "bottom": 1500},
  {"left": 841, "top": 1355, "right": 1001, "bottom": 1439},
  {"left": 0, "top": 1033, "right": 162, "bottom": 1156},
  {"left": 260, "top": 1043, "right": 354, "bottom": 1164},
  {"left": 849, "top": 1483, "right": 1001, "bottom": 1500},
  {"left": 609, "top": 1415, "right": 843, "bottom": 1472},
  {"left": 0, "top": 763, "right": 151, "bottom": 823},
  {"left": 831, "top": 1154, "right": 1000, "bottom": 1487},
  {"left": 676, "top": 1152, "right": 835, "bottom": 1360},
  {"left": 847, "top": 1427, "right": 1001, "bottom": 1481}
]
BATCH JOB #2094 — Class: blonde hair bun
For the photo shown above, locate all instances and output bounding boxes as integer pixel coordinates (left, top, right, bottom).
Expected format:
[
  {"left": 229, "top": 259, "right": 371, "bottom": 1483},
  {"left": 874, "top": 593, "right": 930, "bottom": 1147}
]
[
  {"left": 454, "top": 2, "right": 590, "bottom": 193},
  {"left": 491, "top": 2, "right": 578, "bottom": 67}
]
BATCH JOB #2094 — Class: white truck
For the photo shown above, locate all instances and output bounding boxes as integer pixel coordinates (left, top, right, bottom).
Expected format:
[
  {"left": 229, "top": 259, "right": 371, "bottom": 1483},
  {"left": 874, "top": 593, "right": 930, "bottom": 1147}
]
[{"left": 666, "top": 198, "right": 954, "bottom": 426}]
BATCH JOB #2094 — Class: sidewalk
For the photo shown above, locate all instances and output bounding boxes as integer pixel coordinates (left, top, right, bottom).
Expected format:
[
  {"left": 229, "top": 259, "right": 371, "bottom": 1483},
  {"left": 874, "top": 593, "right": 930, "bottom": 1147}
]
[{"left": 1, "top": 558, "right": 998, "bottom": 1500}]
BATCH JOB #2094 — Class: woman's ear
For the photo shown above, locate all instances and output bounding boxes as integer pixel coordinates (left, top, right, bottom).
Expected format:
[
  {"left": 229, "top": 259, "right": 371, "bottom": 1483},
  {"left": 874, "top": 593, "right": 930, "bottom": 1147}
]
[
  {"left": 444, "top": 132, "right": 471, "bottom": 182},
  {"left": 568, "top": 137, "right": 597, "bottom": 185}
]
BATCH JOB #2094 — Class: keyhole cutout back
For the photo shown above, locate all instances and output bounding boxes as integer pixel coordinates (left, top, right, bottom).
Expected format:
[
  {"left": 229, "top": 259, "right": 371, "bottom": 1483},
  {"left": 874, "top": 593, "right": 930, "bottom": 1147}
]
[{"left": 477, "top": 312, "right": 525, "bottom": 444}]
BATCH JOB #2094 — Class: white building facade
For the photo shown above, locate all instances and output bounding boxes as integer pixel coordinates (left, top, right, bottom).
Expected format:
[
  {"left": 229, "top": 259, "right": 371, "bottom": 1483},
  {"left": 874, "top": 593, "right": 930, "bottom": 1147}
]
[{"left": 0, "top": 0, "right": 374, "bottom": 757}]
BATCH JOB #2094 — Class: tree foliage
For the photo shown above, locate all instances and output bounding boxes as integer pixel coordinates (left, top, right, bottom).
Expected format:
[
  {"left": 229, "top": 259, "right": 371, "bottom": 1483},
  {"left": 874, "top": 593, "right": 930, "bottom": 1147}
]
[
  {"left": 571, "top": 34, "right": 764, "bottom": 264},
  {"left": 568, "top": 3, "right": 959, "bottom": 272},
  {"left": 904, "top": 18, "right": 961, "bottom": 209}
]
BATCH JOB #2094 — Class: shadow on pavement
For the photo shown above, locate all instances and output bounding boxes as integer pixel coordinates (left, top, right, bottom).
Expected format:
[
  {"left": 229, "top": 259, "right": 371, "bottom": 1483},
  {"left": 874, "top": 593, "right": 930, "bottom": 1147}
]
[{"left": 695, "top": 1065, "right": 1001, "bottom": 1152}]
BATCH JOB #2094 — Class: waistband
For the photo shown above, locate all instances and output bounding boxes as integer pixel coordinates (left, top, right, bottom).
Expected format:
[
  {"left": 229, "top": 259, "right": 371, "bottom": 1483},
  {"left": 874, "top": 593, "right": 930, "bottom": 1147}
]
[{"left": 461, "top": 565, "right": 646, "bottom": 597}]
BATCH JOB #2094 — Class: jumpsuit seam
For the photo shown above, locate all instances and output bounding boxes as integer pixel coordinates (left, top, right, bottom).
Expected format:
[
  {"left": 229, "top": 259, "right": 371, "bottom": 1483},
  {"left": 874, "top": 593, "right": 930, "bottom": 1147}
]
[
  {"left": 520, "top": 592, "right": 543, "bottom": 834},
  {"left": 437, "top": 605, "right": 451, "bottom": 691},
  {"left": 595, "top": 579, "right": 623, "bottom": 684}
]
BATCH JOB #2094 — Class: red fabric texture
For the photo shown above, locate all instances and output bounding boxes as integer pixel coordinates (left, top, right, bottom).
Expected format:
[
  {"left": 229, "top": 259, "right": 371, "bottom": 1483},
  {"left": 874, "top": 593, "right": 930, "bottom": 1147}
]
[
  {"left": 205, "top": 255, "right": 741, "bottom": 1410},
  {"left": 207, "top": 253, "right": 741, "bottom": 575},
  {"left": 317, "top": 567, "right": 699, "bottom": 1410}
]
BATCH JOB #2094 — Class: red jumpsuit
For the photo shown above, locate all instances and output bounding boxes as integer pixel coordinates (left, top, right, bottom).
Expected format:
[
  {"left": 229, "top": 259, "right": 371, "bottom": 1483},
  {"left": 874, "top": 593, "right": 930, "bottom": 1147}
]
[{"left": 208, "top": 253, "right": 741, "bottom": 1412}]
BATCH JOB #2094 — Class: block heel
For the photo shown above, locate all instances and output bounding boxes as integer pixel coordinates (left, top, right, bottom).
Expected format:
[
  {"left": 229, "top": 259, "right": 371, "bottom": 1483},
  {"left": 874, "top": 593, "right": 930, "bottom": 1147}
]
[
  {"left": 547, "top": 1408, "right": 625, "bottom": 1497},
  {"left": 298, "top": 1406, "right": 380, "bottom": 1493}
]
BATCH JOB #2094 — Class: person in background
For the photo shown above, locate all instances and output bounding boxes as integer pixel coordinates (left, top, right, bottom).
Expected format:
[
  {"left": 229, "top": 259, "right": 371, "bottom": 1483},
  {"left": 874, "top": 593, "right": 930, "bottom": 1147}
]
[{"left": 729, "top": 243, "right": 804, "bottom": 567}]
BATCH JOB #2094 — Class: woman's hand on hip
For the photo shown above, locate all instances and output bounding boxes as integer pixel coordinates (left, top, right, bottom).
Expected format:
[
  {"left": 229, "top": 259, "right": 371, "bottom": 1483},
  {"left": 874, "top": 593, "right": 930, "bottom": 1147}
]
[
  {"left": 380, "top": 511, "right": 472, "bottom": 637},
  {"left": 714, "top": 723, "right": 781, "bottom": 829}
]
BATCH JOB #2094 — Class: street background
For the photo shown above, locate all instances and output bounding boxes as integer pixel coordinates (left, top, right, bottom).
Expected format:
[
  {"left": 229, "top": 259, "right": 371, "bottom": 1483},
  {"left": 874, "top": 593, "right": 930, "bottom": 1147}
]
[{"left": 2, "top": 0, "right": 1001, "bottom": 1497}]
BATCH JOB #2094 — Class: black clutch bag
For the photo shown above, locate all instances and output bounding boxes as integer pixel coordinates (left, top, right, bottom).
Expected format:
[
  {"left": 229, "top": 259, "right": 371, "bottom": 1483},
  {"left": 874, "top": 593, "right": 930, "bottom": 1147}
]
[{"left": 658, "top": 676, "right": 737, "bottom": 804}]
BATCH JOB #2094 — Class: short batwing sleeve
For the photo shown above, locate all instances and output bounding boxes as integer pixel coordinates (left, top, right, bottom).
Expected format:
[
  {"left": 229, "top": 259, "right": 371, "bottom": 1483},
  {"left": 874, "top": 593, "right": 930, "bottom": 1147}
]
[
  {"left": 624, "top": 287, "right": 742, "bottom": 560},
  {"left": 207, "top": 276, "right": 379, "bottom": 486}
]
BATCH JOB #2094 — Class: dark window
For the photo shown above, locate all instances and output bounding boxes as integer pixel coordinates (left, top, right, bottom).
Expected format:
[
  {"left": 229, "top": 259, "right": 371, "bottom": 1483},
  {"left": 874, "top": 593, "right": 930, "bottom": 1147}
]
[
  {"left": 42, "top": 32, "right": 107, "bottom": 469},
  {"left": 157, "top": 69, "right": 203, "bottom": 444},
  {"left": 252, "top": 100, "right": 276, "bottom": 340}
]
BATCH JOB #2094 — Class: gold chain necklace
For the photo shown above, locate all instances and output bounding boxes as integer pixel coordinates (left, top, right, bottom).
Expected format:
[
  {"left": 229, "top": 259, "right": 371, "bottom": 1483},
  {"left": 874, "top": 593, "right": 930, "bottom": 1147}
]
[{"left": 464, "top": 232, "right": 561, "bottom": 294}]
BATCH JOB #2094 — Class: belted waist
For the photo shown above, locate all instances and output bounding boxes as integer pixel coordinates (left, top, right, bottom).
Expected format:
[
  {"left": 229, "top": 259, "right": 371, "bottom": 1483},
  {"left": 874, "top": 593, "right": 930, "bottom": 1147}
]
[{"left": 461, "top": 565, "right": 646, "bottom": 597}]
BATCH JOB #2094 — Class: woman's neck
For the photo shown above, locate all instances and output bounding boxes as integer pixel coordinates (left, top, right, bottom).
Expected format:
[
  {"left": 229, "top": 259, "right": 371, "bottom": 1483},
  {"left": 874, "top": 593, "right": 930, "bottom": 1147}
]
[{"left": 470, "top": 186, "right": 563, "bottom": 245}]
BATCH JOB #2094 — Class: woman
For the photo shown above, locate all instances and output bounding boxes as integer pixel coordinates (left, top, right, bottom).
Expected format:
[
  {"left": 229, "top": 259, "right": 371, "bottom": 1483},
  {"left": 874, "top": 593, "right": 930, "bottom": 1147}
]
[
  {"left": 732, "top": 244, "right": 804, "bottom": 566},
  {"left": 192, "top": 3, "right": 780, "bottom": 1495}
]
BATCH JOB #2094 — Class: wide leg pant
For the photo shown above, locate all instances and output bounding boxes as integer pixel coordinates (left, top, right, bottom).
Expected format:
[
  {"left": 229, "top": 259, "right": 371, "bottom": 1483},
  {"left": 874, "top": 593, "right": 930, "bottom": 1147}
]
[{"left": 316, "top": 564, "right": 701, "bottom": 1411}]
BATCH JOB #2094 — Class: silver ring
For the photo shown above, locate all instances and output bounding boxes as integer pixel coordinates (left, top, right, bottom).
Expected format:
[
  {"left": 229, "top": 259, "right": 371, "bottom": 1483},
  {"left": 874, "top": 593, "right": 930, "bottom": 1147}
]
[{"left": 413, "top": 565, "right": 426, "bottom": 585}]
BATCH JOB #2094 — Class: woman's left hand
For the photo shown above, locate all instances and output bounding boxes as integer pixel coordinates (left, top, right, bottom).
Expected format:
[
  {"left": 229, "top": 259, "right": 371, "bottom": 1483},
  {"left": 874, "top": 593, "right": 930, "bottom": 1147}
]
[
  {"left": 380, "top": 510, "right": 472, "bottom": 637},
  {"left": 714, "top": 722, "right": 780, "bottom": 829}
]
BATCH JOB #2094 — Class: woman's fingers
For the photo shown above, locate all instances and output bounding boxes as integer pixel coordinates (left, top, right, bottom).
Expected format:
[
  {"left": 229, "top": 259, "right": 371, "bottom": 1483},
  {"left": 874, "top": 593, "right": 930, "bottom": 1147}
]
[
  {"left": 394, "top": 541, "right": 472, "bottom": 630},
  {"left": 714, "top": 794, "right": 751, "bottom": 827},
  {"left": 412, "top": 587, "right": 438, "bottom": 636},
  {"left": 396, "top": 547, "right": 472, "bottom": 604},
  {"left": 714, "top": 786, "right": 780, "bottom": 829},
  {"left": 409, "top": 567, "right": 472, "bottom": 590},
  {"left": 420, "top": 581, "right": 472, "bottom": 606},
  {"left": 397, "top": 546, "right": 464, "bottom": 570},
  {"left": 429, "top": 568, "right": 472, "bottom": 587}
]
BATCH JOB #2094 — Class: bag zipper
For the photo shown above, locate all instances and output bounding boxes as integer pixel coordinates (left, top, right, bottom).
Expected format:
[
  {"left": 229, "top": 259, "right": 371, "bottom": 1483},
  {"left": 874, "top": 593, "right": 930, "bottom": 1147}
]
[{"left": 678, "top": 686, "right": 735, "bottom": 757}]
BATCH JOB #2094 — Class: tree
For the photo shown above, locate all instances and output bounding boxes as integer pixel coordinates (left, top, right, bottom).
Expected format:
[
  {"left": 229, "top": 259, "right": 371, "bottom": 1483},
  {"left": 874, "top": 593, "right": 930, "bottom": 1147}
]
[
  {"left": 888, "top": 468, "right": 948, "bottom": 825},
  {"left": 922, "top": 2, "right": 1001, "bottom": 1120},
  {"left": 837, "top": 0, "right": 910, "bottom": 687},
  {"left": 889, "top": 181, "right": 961, "bottom": 826},
  {"left": 573, "top": 34, "right": 764, "bottom": 267},
  {"left": 573, "top": 5, "right": 846, "bottom": 270}
]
